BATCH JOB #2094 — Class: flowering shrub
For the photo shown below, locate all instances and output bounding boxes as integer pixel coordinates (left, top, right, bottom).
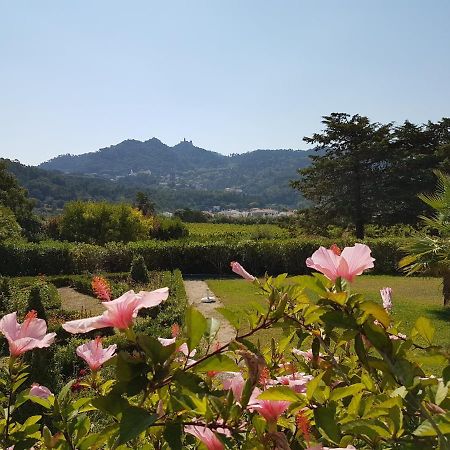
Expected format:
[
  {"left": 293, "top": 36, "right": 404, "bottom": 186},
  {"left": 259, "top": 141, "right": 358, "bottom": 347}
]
[
  {"left": 0, "top": 243, "right": 449, "bottom": 449},
  {"left": 91, "top": 276, "right": 112, "bottom": 301}
]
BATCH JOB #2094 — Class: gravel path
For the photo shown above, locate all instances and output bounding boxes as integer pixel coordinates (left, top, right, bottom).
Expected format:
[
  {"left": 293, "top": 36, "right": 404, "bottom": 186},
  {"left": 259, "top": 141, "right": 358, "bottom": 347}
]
[
  {"left": 58, "top": 287, "right": 104, "bottom": 315},
  {"left": 183, "top": 280, "right": 236, "bottom": 345}
]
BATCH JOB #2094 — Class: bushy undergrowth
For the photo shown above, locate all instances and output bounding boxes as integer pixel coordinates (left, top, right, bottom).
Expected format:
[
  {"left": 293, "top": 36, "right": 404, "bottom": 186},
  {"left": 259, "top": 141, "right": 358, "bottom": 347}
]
[
  {"left": 0, "top": 247, "right": 449, "bottom": 449},
  {"left": 0, "top": 269, "right": 187, "bottom": 391},
  {"left": 0, "top": 237, "right": 408, "bottom": 276}
]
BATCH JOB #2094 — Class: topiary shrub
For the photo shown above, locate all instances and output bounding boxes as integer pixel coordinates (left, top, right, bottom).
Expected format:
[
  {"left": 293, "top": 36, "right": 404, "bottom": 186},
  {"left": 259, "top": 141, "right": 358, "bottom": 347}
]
[
  {"left": 27, "top": 284, "right": 48, "bottom": 322},
  {"left": 130, "top": 255, "right": 150, "bottom": 284}
]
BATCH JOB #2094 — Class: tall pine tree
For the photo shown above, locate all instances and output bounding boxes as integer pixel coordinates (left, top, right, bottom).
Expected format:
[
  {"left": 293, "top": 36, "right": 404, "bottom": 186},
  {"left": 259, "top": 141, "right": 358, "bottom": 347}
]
[{"left": 291, "top": 113, "right": 391, "bottom": 238}]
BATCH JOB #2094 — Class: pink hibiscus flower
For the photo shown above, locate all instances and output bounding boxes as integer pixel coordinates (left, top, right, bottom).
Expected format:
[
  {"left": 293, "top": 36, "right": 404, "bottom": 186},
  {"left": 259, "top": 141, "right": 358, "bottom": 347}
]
[
  {"left": 185, "top": 425, "right": 224, "bottom": 450},
  {"left": 76, "top": 337, "right": 117, "bottom": 371},
  {"left": 0, "top": 311, "right": 56, "bottom": 357},
  {"left": 275, "top": 372, "right": 313, "bottom": 394},
  {"left": 62, "top": 288, "right": 169, "bottom": 333},
  {"left": 306, "top": 243, "right": 375, "bottom": 282},
  {"left": 221, "top": 371, "right": 245, "bottom": 402},
  {"left": 249, "top": 387, "right": 291, "bottom": 422},
  {"left": 230, "top": 261, "right": 255, "bottom": 281}
]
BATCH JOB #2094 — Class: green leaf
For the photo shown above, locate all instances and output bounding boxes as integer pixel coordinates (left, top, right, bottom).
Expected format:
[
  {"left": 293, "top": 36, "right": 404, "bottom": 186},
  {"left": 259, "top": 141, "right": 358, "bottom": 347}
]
[
  {"left": 322, "top": 310, "right": 357, "bottom": 330},
  {"left": 172, "top": 370, "right": 208, "bottom": 394},
  {"left": 325, "top": 291, "right": 347, "bottom": 306},
  {"left": 118, "top": 406, "right": 157, "bottom": 444},
  {"left": 349, "top": 421, "right": 392, "bottom": 439},
  {"left": 136, "top": 335, "right": 176, "bottom": 365},
  {"left": 390, "top": 405, "right": 403, "bottom": 436},
  {"left": 78, "top": 432, "right": 111, "bottom": 450},
  {"left": 359, "top": 301, "right": 391, "bottom": 328},
  {"left": 58, "top": 379, "right": 74, "bottom": 405},
  {"left": 355, "top": 334, "right": 368, "bottom": 365},
  {"left": 443, "top": 365, "right": 450, "bottom": 385},
  {"left": 414, "top": 420, "right": 438, "bottom": 437},
  {"left": 306, "top": 371, "right": 325, "bottom": 401},
  {"left": 185, "top": 306, "right": 207, "bottom": 350},
  {"left": 194, "top": 354, "right": 239, "bottom": 373},
  {"left": 290, "top": 275, "right": 328, "bottom": 296},
  {"left": 314, "top": 406, "right": 340, "bottom": 443},
  {"left": 391, "top": 358, "right": 417, "bottom": 388},
  {"left": 205, "top": 317, "right": 220, "bottom": 341},
  {"left": 413, "top": 317, "right": 435, "bottom": 345},
  {"left": 91, "top": 393, "right": 129, "bottom": 419},
  {"left": 116, "top": 351, "right": 147, "bottom": 382},
  {"left": 164, "top": 422, "right": 183, "bottom": 450},
  {"left": 435, "top": 381, "right": 449, "bottom": 406},
  {"left": 257, "top": 386, "right": 301, "bottom": 402},
  {"left": 363, "top": 322, "right": 392, "bottom": 355},
  {"left": 329, "top": 383, "right": 364, "bottom": 402}
]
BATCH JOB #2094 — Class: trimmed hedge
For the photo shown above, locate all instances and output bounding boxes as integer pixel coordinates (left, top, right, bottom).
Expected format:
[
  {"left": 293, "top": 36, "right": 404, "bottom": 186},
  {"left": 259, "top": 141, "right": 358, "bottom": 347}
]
[{"left": 0, "top": 238, "right": 409, "bottom": 276}]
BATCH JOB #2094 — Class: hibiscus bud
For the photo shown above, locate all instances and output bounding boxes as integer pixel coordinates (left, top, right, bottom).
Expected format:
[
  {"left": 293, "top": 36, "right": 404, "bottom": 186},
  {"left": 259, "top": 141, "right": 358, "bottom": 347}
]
[
  {"left": 230, "top": 261, "right": 255, "bottom": 281},
  {"left": 30, "top": 383, "right": 52, "bottom": 399}
]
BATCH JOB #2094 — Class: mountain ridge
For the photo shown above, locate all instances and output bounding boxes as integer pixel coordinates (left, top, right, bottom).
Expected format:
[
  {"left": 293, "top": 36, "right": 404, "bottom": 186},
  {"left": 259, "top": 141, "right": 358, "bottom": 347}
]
[
  {"left": 6, "top": 139, "right": 315, "bottom": 211},
  {"left": 39, "top": 138, "right": 311, "bottom": 177}
]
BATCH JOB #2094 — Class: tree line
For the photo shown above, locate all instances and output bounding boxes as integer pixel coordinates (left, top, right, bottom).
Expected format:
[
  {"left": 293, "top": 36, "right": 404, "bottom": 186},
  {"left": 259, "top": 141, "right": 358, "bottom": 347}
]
[{"left": 291, "top": 113, "right": 450, "bottom": 238}]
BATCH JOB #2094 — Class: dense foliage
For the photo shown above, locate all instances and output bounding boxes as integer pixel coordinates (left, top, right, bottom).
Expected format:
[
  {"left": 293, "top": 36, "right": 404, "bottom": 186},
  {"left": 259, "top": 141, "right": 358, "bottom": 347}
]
[
  {"left": 0, "top": 269, "right": 187, "bottom": 392},
  {"left": 0, "top": 205, "right": 23, "bottom": 242},
  {"left": 0, "top": 160, "right": 40, "bottom": 239},
  {"left": 57, "top": 201, "right": 154, "bottom": 244},
  {"left": 0, "top": 247, "right": 449, "bottom": 449},
  {"left": 151, "top": 217, "right": 189, "bottom": 241},
  {"left": 292, "top": 114, "right": 450, "bottom": 237},
  {"left": 400, "top": 171, "right": 450, "bottom": 305}
]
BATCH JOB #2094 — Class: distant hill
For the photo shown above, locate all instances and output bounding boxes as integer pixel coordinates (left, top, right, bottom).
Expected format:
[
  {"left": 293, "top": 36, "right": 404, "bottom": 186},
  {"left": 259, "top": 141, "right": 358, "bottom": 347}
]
[
  {"left": 3, "top": 159, "right": 266, "bottom": 213},
  {"left": 38, "top": 138, "right": 313, "bottom": 208}
]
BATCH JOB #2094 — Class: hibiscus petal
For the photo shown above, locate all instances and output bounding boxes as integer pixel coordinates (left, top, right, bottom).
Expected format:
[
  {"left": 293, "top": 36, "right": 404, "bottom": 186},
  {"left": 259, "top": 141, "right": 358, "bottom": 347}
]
[
  {"left": 306, "top": 247, "right": 340, "bottom": 281},
  {"left": 0, "top": 312, "right": 20, "bottom": 340},
  {"left": 136, "top": 288, "right": 169, "bottom": 308},
  {"left": 62, "top": 315, "right": 111, "bottom": 333},
  {"left": 341, "top": 243, "right": 375, "bottom": 280}
]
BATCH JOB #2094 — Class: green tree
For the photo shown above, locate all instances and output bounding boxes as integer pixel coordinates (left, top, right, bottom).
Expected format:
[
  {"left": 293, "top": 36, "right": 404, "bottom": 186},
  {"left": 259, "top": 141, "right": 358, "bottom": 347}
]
[
  {"left": 59, "top": 201, "right": 153, "bottom": 244},
  {"left": 291, "top": 113, "right": 391, "bottom": 238},
  {"left": 134, "top": 191, "right": 155, "bottom": 216},
  {"left": 174, "top": 208, "right": 207, "bottom": 223},
  {"left": 0, "top": 206, "right": 22, "bottom": 242},
  {"left": 377, "top": 120, "right": 444, "bottom": 225},
  {"left": 400, "top": 171, "right": 450, "bottom": 305},
  {"left": 0, "top": 160, "right": 39, "bottom": 237}
]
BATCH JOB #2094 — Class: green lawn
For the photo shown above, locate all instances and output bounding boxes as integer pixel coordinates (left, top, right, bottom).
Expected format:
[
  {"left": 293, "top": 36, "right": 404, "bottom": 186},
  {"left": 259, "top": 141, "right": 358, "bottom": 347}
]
[{"left": 206, "top": 275, "right": 450, "bottom": 348}]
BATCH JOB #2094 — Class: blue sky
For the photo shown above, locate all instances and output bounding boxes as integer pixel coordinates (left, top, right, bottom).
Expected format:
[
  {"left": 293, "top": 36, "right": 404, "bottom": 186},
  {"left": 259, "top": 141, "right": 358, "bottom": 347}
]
[{"left": 1, "top": 1, "right": 449, "bottom": 165}]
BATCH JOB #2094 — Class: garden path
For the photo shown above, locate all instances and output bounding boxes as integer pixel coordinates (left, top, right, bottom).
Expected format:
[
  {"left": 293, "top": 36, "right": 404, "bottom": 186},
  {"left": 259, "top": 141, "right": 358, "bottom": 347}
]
[
  {"left": 183, "top": 280, "right": 236, "bottom": 345},
  {"left": 58, "top": 287, "right": 104, "bottom": 315}
]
